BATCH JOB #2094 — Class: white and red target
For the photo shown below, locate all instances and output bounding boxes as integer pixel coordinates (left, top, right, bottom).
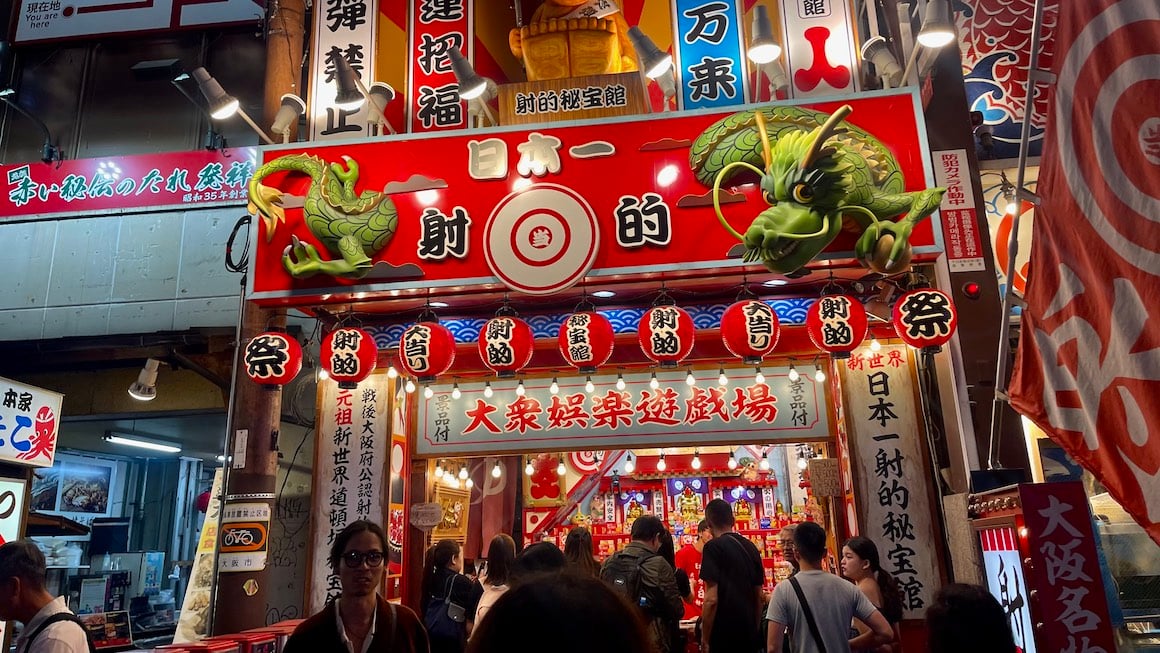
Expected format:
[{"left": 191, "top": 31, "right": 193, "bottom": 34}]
[
  {"left": 638, "top": 305, "right": 695, "bottom": 367},
  {"left": 478, "top": 316, "right": 535, "bottom": 377},
  {"left": 483, "top": 184, "right": 600, "bottom": 295},
  {"left": 569, "top": 451, "right": 604, "bottom": 474},
  {"left": 805, "top": 295, "right": 867, "bottom": 359},
  {"left": 558, "top": 311, "right": 614, "bottom": 373},
  {"left": 721, "top": 300, "right": 780, "bottom": 364}
]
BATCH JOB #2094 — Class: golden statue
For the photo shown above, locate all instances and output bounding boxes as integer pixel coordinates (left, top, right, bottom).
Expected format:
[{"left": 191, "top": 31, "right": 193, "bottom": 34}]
[
  {"left": 509, "top": 0, "right": 639, "bottom": 81},
  {"left": 676, "top": 487, "right": 701, "bottom": 523}
]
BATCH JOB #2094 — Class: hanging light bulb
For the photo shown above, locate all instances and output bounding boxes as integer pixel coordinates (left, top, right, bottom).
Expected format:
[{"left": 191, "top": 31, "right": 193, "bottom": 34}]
[
  {"left": 814, "top": 363, "right": 826, "bottom": 383},
  {"left": 616, "top": 373, "right": 626, "bottom": 391},
  {"left": 465, "top": 477, "right": 474, "bottom": 489},
  {"left": 424, "top": 385, "right": 434, "bottom": 399},
  {"left": 727, "top": 453, "right": 738, "bottom": 470},
  {"left": 760, "top": 455, "right": 771, "bottom": 471},
  {"left": 451, "top": 382, "right": 461, "bottom": 399},
  {"left": 656, "top": 453, "right": 667, "bottom": 472},
  {"left": 755, "top": 366, "right": 765, "bottom": 384},
  {"left": 492, "top": 460, "right": 502, "bottom": 478},
  {"left": 434, "top": 461, "right": 444, "bottom": 478},
  {"left": 549, "top": 377, "right": 559, "bottom": 394},
  {"left": 870, "top": 338, "right": 882, "bottom": 352},
  {"left": 585, "top": 376, "right": 595, "bottom": 393},
  {"left": 318, "top": 368, "right": 330, "bottom": 381},
  {"left": 624, "top": 453, "right": 636, "bottom": 474},
  {"left": 787, "top": 364, "right": 800, "bottom": 383},
  {"left": 798, "top": 456, "right": 809, "bottom": 470},
  {"left": 649, "top": 371, "right": 659, "bottom": 389},
  {"left": 718, "top": 366, "right": 728, "bottom": 386},
  {"left": 386, "top": 365, "right": 398, "bottom": 379},
  {"left": 516, "top": 379, "right": 526, "bottom": 396},
  {"left": 525, "top": 458, "right": 535, "bottom": 476},
  {"left": 404, "top": 379, "right": 416, "bottom": 393},
  {"left": 457, "top": 465, "right": 469, "bottom": 480},
  {"left": 691, "top": 450, "right": 702, "bottom": 470},
  {"left": 685, "top": 369, "right": 696, "bottom": 386},
  {"left": 484, "top": 381, "right": 493, "bottom": 398},
  {"left": 557, "top": 457, "right": 567, "bottom": 476}
]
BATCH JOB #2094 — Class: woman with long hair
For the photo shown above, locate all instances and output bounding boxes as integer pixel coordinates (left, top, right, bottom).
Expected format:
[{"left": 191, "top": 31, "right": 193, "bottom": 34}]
[
  {"left": 841, "top": 536, "right": 904, "bottom": 653},
  {"left": 563, "top": 527, "right": 601, "bottom": 578},
  {"left": 422, "top": 539, "right": 475, "bottom": 653},
  {"left": 473, "top": 534, "right": 516, "bottom": 629}
]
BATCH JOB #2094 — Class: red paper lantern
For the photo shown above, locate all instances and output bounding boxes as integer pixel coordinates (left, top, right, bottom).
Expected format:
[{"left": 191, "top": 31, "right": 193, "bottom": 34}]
[
  {"left": 558, "top": 312, "right": 614, "bottom": 373},
  {"left": 638, "top": 305, "right": 695, "bottom": 367},
  {"left": 805, "top": 295, "right": 868, "bottom": 359},
  {"left": 398, "top": 322, "right": 456, "bottom": 383},
  {"left": 892, "top": 288, "right": 959, "bottom": 352},
  {"left": 322, "top": 327, "right": 378, "bottom": 389},
  {"left": 478, "top": 316, "right": 534, "bottom": 378},
  {"left": 720, "top": 300, "right": 780, "bottom": 364},
  {"left": 242, "top": 331, "right": 302, "bottom": 388}
]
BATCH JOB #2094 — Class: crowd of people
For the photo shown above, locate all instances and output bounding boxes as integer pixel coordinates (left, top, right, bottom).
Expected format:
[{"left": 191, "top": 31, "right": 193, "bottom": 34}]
[{"left": 0, "top": 502, "right": 1022, "bottom": 653}]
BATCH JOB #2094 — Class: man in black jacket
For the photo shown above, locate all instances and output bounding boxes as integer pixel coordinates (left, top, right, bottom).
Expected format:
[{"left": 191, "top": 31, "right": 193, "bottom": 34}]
[
  {"left": 600, "top": 515, "right": 684, "bottom": 653},
  {"left": 700, "top": 499, "right": 764, "bottom": 653}
]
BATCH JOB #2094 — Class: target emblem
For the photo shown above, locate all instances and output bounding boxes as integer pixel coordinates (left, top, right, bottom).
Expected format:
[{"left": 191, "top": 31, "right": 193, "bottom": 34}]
[
  {"left": 569, "top": 451, "right": 604, "bottom": 474},
  {"left": 484, "top": 184, "right": 600, "bottom": 295}
]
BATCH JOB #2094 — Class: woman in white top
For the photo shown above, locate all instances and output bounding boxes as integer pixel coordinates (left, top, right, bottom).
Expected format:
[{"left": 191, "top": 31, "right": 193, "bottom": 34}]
[{"left": 472, "top": 534, "right": 517, "bottom": 630}]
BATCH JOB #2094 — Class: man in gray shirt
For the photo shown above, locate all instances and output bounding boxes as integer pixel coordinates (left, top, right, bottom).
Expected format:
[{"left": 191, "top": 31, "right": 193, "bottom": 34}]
[{"left": 766, "top": 523, "right": 892, "bottom": 653}]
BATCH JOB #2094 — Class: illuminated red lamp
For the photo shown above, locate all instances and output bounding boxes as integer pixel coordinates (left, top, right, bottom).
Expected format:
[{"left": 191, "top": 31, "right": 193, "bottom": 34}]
[
  {"left": 805, "top": 295, "right": 868, "bottom": 359},
  {"left": 559, "top": 312, "right": 615, "bottom": 374},
  {"left": 322, "top": 327, "right": 378, "bottom": 389},
  {"left": 638, "top": 305, "right": 695, "bottom": 367},
  {"left": 892, "top": 288, "right": 959, "bottom": 353},
  {"left": 720, "top": 300, "right": 780, "bottom": 364},
  {"left": 398, "top": 322, "right": 456, "bottom": 384},
  {"left": 478, "top": 316, "right": 535, "bottom": 378},
  {"left": 243, "top": 331, "right": 302, "bottom": 388}
]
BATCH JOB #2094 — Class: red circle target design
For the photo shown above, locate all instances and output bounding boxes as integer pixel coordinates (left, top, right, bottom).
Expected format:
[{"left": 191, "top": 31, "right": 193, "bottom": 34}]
[{"left": 569, "top": 451, "right": 603, "bottom": 474}]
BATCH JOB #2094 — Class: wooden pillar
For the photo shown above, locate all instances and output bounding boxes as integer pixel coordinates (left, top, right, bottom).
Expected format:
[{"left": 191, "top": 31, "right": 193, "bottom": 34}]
[{"left": 262, "top": 0, "right": 307, "bottom": 133}]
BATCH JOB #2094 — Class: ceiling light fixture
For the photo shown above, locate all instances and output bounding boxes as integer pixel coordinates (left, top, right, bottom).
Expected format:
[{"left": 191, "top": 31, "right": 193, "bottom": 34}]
[
  {"left": 550, "top": 377, "right": 559, "bottom": 395},
  {"left": 592, "top": 290, "right": 616, "bottom": 299},
  {"left": 746, "top": 5, "right": 782, "bottom": 64},
  {"left": 104, "top": 432, "right": 181, "bottom": 454},
  {"left": 624, "top": 453, "right": 636, "bottom": 474},
  {"left": 787, "top": 364, "right": 799, "bottom": 383},
  {"left": 556, "top": 457, "right": 567, "bottom": 476},
  {"left": 128, "top": 359, "right": 161, "bottom": 401},
  {"left": 616, "top": 373, "right": 626, "bottom": 391},
  {"left": 649, "top": 371, "right": 659, "bottom": 390},
  {"left": 628, "top": 26, "right": 674, "bottom": 80},
  {"left": 190, "top": 67, "right": 275, "bottom": 145}
]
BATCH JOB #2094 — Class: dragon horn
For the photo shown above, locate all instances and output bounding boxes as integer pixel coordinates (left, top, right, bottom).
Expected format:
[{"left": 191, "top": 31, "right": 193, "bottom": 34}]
[
  {"left": 801, "top": 104, "right": 854, "bottom": 170},
  {"left": 754, "top": 110, "right": 773, "bottom": 172}
]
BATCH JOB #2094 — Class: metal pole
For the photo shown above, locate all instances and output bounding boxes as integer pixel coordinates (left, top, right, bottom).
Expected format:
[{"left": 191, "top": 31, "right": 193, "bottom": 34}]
[
  {"left": 206, "top": 273, "right": 246, "bottom": 636},
  {"left": 986, "top": 0, "right": 1046, "bottom": 470}
]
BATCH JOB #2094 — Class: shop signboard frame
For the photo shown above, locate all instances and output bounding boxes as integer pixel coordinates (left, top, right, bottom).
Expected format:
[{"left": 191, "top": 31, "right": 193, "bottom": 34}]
[
  {"left": 414, "top": 367, "right": 832, "bottom": 457},
  {"left": 246, "top": 89, "right": 944, "bottom": 306},
  {"left": 0, "top": 377, "right": 63, "bottom": 468}
]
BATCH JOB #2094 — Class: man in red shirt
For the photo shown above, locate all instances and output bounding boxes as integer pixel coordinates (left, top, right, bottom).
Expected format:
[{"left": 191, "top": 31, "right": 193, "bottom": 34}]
[{"left": 673, "top": 519, "right": 713, "bottom": 619}]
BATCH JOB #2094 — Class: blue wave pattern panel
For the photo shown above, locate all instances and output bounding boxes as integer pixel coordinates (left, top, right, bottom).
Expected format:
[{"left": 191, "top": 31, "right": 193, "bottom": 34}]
[{"left": 369, "top": 298, "right": 816, "bottom": 347}]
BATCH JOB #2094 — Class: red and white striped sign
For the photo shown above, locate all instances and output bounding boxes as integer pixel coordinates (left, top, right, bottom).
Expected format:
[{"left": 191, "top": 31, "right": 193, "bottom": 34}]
[{"left": 1008, "top": 0, "right": 1160, "bottom": 546}]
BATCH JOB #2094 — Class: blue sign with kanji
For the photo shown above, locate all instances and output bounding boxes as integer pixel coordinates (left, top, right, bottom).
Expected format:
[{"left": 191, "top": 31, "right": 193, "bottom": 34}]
[{"left": 674, "top": 0, "right": 747, "bottom": 109}]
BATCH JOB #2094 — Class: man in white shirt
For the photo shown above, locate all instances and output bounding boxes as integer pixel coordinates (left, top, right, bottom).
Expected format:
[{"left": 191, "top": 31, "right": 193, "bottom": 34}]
[{"left": 0, "top": 540, "right": 92, "bottom": 653}]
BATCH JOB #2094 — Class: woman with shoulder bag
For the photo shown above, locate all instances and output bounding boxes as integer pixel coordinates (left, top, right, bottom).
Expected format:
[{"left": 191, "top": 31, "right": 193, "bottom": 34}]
[{"left": 422, "top": 539, "right": 475, "bottom": 653}]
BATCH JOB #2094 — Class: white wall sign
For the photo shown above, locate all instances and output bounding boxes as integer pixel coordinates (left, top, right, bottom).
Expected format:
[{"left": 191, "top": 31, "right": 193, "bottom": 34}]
[
  {"left": 781, "top": 0, "right": 861, "bottom": 97},
  {"left": 839, "top": 345, "right": 939, "bottom": 618},
  {"left": 307, "top": 0, "right": 378, "bottom": 140},
  {"left": 15, "top": 0, "right": 261, "bottom": 43},
  {"left": 307, "top": 372, "right": 390, "bottom": 613},
  {"left": 0, "top": 376, "right": 63, "bottom": 468}
]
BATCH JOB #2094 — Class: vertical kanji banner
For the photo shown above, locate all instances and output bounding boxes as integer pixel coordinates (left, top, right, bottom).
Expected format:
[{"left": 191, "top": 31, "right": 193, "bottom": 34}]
[
  {"left": 672, "top": 0, "right": 747, "bottom": 109},
  {"left": 839, "top": 345, "right": 939, "bottom": 618},
  {"left": 780, "top": 0, "right": 859, "bottom": 98},
  {"left": 408, "top": 0, "right": 472, "bottom": 132},
  {"left": 307, "top": 372, "right": 390, "bottom": 613},
  {"left": 308, "top": 0, "right": 378, "bottom": 139},
  {"left": 1008, "top": 0, "right": 1160, "bottom": 546}
]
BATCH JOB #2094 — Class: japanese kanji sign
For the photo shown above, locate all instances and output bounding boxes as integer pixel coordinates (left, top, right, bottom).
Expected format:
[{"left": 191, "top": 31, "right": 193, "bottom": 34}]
[
  {"left": 838, "top": 345, "right": 939, "bottom": 618},
  {"left": 2, "top": 148, "right": 257, "bottom": 222},
  {"left": 308, "top": 372, "right": 390, "bottom": 613},
  {"left": 14, "top": 0, "right": 261, "bottom": 43},
  {"left": 932, "top": 149, "right": 986, "bottom": 272},
  {"left": 307, "top": 0, "right": 378, "bottom": 139},
  {"left": 1019, "top": 482, "right": 1117, "bottom": 653},
  {"left": 498, "top": 74, "right": 649, "bottom": 126},
  {"left": 673, "top": 0, "right": 747, "bottom": 109},
  {"left": 781, "top": 0, "right": 860, "bottom": 98},
  {"left": 249, "top": 91, "right": 941, "bottom": 305},
  {"left": 415, "top": 367, "right": 830, "bottom": 456},
  {"left": 0, "top": 376, "right": 63, "bottom": 468},
  {"left": 978, "top": 525, "right": 1037, "bottom": 653},
  {"left": 218, "top": 502, "right": 269, "bottom": 573},
  {"left": 408, "top": 0, "right": 471, "bottom": 132}
]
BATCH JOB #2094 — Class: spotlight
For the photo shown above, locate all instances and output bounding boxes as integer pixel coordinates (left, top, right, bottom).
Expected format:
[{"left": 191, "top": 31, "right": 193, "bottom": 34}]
[
  {"left": 405, "top": 379, "right": 416, "bottom": 393},
  {"left": 727, "top": 454, "right": 738, "bottom": 470},
  {"left": 814, "top": 363, "right": 826, "bottom": 383},
  {"left": 860, "top": 36, "right": 903, "bottom": 88},
  {"left": 747, "top": 5, "right": 781, "bottom": 64},
  {"left": 516, "top": 379, "right": 526, "bottom": 396},
  {"left": 627, "top": 26, "right": 673, "bottom": 80},
  {"left": 649, "top": 372, "right": 659, "bottom": 390},
  {"left": 685, "top": 370, "right": 696, "bottom": 386},
  {"left": 451, "top": 382, "right": 461, "bottom": 399},
  {"left": 128, "top": 359, "right": 161, "bottom": 401},
  {"left": 424, "top": 385, "right": 434, "bottom": 399},
  {"left": 492, "top": 461, "right": 502, "bottom": 478},
  {"left": 458, "top": 466, "right": 469, "bottom": 480},
  {"left": 191, "top": 67, "right": 239, "bottom": 119},
  {"left": 616, "top": 373, "right": 626, "bottom": 391},
  {"left": 270, "top": 93, "right": 306, "bottom": 142},
  {"left": 917, "top": 0, "right": 956, "bottom": 48},
  {"left": 330, "top": 54, "right": 365, "bottom": 111},
  {"left": 787, "top": 364, "right": 799, "bottom": 383},
  {"left": 484, "top": 381, "right": 493, "bottom": 398},
  {"left": 525, "top": 459, "right": 535, "bottom": 475},
  {"left": 585, "top": 377, "right": 595, "bottom": 393},
  {"left": 624, "top": 453, "right": 636, "bottom": 474},
  {"left": 691, "top": 450, "right": 702, "bottom": 470},
  {"left": 447, "top": 48, "right": 487, "bottom": 100},
  {"left": 754, "top": 367, "right": 765, "bottom": 385},
  {"left": 557, "top": 457, "right": 567, "bottom": 476},
  {"left": 656, "top": 454, "right": 667, "bottom": 472},
  {"left": 366, "top": 81, "right": 397, "bottom": 133},
  {"left": 718, "top": 367, "right": 728, "bottom": 386},
  {"left": 550, "top": 378, "right": 559, "bottom": 395}
]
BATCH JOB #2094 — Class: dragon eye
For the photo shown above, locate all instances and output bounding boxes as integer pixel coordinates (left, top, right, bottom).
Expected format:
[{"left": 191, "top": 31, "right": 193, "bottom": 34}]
[
  {"left": 792, "top": 183, "right": 815, "bottom": 203},
  {"left": 762, "top": 191, "right": 775, "bottom": 204}
]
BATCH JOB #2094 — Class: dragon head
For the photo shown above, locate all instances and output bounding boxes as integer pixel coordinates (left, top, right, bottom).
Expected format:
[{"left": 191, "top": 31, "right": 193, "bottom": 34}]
[{"left": 712, "top": 105, "right": 856, "bottom": 274}]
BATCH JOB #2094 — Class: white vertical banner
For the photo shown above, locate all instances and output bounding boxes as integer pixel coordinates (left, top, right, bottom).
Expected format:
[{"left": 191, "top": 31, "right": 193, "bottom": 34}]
[
  {"left": 839, "top": 345, "right": 939, "bottom": 618},
  {"left": 780, "top": 0, "right": 860, "bottom": 97},
  {"left": 307, "top": 0, "right": 378, "bottom": 140},
  {"left": 174, "top": 469, "right": 223, "bottom": 644},
  {"left": 308, "top": 372, "right": 390, "bottom": 613}
]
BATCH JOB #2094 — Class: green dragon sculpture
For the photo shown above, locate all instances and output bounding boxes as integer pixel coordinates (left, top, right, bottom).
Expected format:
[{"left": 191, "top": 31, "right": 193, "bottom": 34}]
[
  {"left": 689, "top": 104, "right": 945, "bottom": 275},
  {"left": 248, "top": 154, "right": 398, "bottom": 279}
]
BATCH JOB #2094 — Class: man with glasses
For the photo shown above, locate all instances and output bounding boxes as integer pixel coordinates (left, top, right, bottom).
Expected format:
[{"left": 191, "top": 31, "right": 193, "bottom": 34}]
[
  {"left": 284, "top": 520, "right": 428, "bottom": 653},
  {"left": 778, "top": 524, "right": 799, "bottom": 576}
]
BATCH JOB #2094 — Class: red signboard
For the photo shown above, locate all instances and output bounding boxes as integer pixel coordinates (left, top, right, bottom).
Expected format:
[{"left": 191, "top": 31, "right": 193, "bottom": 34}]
[
  {"left": 1019, "top": 482, "right": 1117, "bottom": 653},
  {"left": 247, "top": 91, "right": 940, "bottom": 305},
  {"left": 932, "top": 149, "right": 986, "bottom": 272},
  {"left": 2, "top": 148, "right": 257, "bottom": 221},
  {"left": 408, "top": 0, "right": 471, "bottom": 133}
]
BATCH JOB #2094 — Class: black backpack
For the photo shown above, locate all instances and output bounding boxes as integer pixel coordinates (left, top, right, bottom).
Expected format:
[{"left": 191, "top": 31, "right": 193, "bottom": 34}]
[
  {"left": 600, "top": 550, "right": 655, "bottom": 613},
  {"left": 23, "top": 612, "right": 97, "bottom": 653}
]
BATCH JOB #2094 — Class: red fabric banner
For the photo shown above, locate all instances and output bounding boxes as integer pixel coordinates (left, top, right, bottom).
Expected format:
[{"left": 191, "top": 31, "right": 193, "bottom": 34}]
[{"left": 1009, "top": 0, "right": 1160, "bottom": 545}]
